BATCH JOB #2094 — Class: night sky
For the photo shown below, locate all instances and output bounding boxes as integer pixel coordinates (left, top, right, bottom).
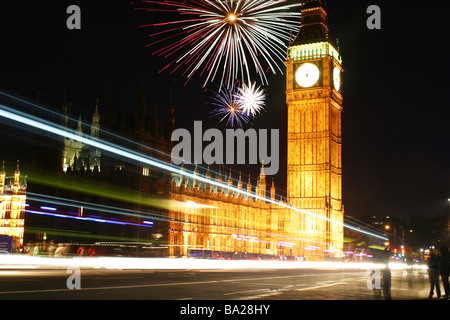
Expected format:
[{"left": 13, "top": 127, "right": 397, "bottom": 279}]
[{"left": 1, "top": 1, "right": 449, "bottom": 221}]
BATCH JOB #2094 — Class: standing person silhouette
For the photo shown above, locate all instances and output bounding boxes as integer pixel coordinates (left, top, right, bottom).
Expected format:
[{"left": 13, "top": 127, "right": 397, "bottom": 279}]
[
  {"left": 439, "top": 246, "right": 449, "bottom": 299},
  {"left": 427, "top": 251, "right": 441, "bottom": 299}
]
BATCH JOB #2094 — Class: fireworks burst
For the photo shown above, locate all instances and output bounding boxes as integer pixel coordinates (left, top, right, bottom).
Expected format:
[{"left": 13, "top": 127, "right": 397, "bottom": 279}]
[
  {"left": 209, "top": 87, "right": 251, "bottom": 128},
  {"left": 136, "top": 0, "right": 301, "bottom": 88},
  {"left": 236, "top": 82, "right": 266, "bottom": 116},
  {"left": 209, "top": 82, "right": 266, "bottom": 128}
]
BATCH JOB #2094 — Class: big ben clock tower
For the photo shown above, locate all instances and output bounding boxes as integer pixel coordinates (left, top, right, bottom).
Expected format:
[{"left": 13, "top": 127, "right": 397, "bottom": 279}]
[{"left": 286, "top": 0, "right": 343, "bottom": 258}]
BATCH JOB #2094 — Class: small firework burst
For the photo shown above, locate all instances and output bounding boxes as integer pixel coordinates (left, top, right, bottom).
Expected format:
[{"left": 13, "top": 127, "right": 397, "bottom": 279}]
[
  {"left": 235, "top": 82, "right": 266, "bottom": 117},
  {"left": 209, "top": 87, "right": 251, "bottom": 128},
  {"left": 209, "top": 82, "right": 266, "bottom": 128}
]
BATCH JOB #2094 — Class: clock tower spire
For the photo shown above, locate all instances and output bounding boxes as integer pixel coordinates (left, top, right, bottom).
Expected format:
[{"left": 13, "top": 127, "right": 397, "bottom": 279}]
[
  {"left": 286, "top": 0, "right": 343, "bottom": 258},
  {"left": 292, "top": 0, "right": 331, "bottom": 46}
]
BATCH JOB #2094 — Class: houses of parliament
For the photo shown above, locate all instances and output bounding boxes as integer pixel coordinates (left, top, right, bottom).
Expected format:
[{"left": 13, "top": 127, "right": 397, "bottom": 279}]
[{"left": 23, "top": 0, "right": 344, "bottom": 260}]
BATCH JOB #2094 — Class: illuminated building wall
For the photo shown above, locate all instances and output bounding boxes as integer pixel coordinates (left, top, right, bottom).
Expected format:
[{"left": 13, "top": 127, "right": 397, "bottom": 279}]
[
  {"left": 0, "top": 161, "right": 26, "bottom": 251},
  {"left": 167, "top": 164, "right": 342, "bottom": 260},
  {"left": 168, "top": 167, "right": 293, "bottom": 258}
]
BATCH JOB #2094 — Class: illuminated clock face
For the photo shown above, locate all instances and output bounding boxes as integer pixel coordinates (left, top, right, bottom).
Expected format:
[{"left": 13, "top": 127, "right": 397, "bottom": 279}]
[
  {"left": 333, "top": 67, "right": 341, "bottom": 91},
  {"left": 295, "top": 63, "right": 320, "bottom": 88}
]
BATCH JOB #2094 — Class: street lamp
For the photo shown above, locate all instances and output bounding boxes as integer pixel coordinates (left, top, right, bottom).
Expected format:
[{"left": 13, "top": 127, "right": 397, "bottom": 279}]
[{"left": 385, "top": 224, "right": 397, "bottom": 248}]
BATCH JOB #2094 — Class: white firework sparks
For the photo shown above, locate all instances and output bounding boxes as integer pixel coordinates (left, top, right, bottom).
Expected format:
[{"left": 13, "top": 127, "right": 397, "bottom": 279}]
[
  {"left": 137, "top": 0, "right": 301, "bottom": 88},
  {"left": 235, "top": 82, "right": 266, "bottom": 116}
]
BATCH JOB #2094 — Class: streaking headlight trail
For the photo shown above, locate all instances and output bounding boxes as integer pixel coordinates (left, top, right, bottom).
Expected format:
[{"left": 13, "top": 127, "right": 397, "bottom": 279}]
[{"left": 0, "top": 101, "right": 387, "bottom": 241}]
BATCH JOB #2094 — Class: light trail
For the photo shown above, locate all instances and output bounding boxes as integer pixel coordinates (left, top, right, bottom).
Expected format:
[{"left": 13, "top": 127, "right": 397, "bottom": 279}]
[
  {"left": 0, "top": 254, "right": 422, "bottom": 271},
  {"left": 25, "top": 209, "right": 153, "bottom": 229},
  {"left": 25, "top": 192, "right": 340, "bottom": 249},
  {"left": 0, "top": 90, "right": 172, "bottom": 162},
  {"left": 26, "top": 191, "right": 164, "bottom": 223},
  {"left": 0, "top": 101, "right": 388, "bottom": 241},
  {"left": 0, "top": 89, "right": 277, "bottom": 202},
  {"left": 25, "top": 170, "right": 175, "bottom": 212}
]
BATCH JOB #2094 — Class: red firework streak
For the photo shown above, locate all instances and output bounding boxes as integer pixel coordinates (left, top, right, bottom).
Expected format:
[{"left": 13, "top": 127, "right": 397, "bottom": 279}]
[{"left": 135, "top": 0, "right": 301, "bottom": 89}]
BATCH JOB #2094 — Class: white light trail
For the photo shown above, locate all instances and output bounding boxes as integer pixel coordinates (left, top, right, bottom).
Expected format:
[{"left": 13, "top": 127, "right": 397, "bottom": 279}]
[
  {"left": 0, "top": 254, "right": 421, "bottom": 271},
  {"left": 0, "top": 102, "right": 388, "bottom": 241}
]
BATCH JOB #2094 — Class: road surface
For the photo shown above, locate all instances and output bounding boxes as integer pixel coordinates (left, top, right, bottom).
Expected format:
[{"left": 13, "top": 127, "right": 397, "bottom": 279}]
[{"left": 0, "top": 267, "right": 432, "bottom": 300}]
